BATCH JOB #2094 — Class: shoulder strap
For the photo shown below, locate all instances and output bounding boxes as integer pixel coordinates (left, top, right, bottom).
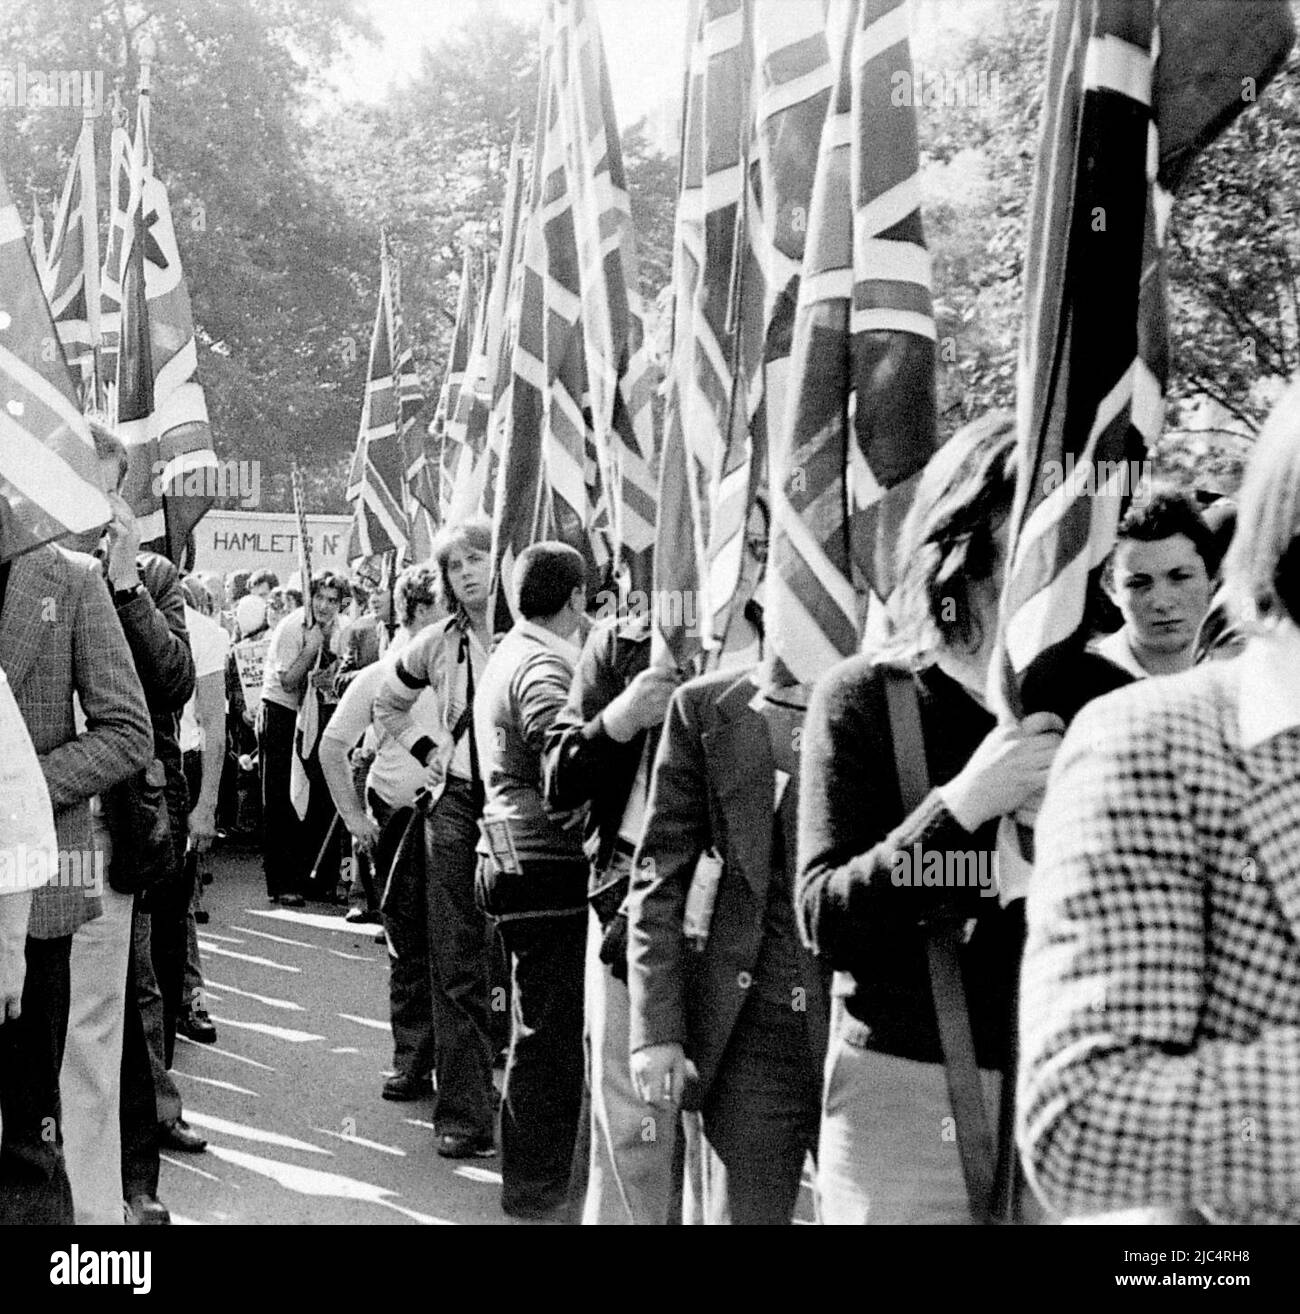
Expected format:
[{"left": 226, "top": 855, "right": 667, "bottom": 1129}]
[{"left": 881, "top": 666, "right": 997, "bottom": 1225}]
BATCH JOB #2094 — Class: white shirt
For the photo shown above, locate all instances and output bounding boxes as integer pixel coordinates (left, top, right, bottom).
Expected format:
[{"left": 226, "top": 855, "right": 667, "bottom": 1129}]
[
  {"left": 180, "top": 605, "right": 231, "bottom": 752},
  {"left": 320, "top": 640, "right": 443, "bottom": 811},
  {"left": 0, "top": 666, "right": 56, "bottom": 894},
  {"left": 1091, "top": 627, "right": 1151, "bottom": 681},
  {"left": 1236, "top": 620, "right": 1300, "bottom": 750}
]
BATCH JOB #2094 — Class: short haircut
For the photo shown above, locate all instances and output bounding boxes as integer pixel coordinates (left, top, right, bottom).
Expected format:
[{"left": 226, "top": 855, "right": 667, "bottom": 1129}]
[
  {"left": 86, "top": 417, "right": 129, "bottom": 491},
  {"left": 310, "top": 571, "right": 346, "bottom": 603},
  {"left": 871, "top": 410, "right": 1017, "bottom": 667},
  {"left": 180, "top": 576, "right": 211, "bottom": 615},
  {"left": 284, "top": 587, "right": 303, "bottom": 610},
  {"left": 248, "top": 569, "right": 279, "bottom": 591},
  {"left": 1109, "top": 485, "right": 1220, "bottom": 580},
  {"left": 513, "top": 541, "right": 586, "bottom": 620},
  {"left": 394, "top": 564, "right": 441, "bottom": 627},
  {"left": 226, "top": 569, "right": 251, "bottom": 604},
  {"left": 1224, "top": 375, "right": 1300, "bottom": 627},
  {"left": 431, "top": 517, "right": 494, "bottom": 611}
]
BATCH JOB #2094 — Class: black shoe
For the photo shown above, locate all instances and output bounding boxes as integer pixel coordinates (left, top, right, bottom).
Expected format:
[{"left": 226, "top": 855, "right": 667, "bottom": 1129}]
[
  {"left": 158, "top": 1119, "right": 208, "bottom": 1153},
  {"left": 276, "top": 893, "right": 305, "bottom": 908},
  {"left": 382, "top": 1072, "right": 431, "bottom": 1102},
  {"left": 194, "top": 907, "right": 210, "bottom": 925},
  {"left": 126, "top": 1194, "right": 171, "bottom": 1225},
  {"left": 179, "top": 1006, "right": 217, "bottom": 1045},
  {"left": 345, "top": 907, "right": 375, "bottom": 924},
  {"left": 436, "top": 1132, "right": 495, "bottom": 1160},
  {"left": 373, "top": 928, "right": 387, "bottom": 946}
]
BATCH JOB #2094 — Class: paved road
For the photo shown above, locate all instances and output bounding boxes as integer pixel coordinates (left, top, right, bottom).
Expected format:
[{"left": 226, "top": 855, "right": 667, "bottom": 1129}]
[{"left": 160, "top": 847, "right": 506, "bottom": 1226}]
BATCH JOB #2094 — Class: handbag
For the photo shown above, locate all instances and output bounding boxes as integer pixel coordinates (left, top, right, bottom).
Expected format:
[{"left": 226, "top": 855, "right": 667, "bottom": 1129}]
[{"left": 102, "top": 757, "right": 175, "bottom": 896}]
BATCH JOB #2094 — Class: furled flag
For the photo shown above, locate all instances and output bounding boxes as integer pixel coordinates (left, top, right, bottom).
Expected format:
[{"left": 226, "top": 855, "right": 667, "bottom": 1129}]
[
  {"left": 99, "top": 103, "right": 131, "bottom": 412},
  {"left": 45, "top": 114, "right": 102, "bottom": 404},
  {"left": 765, "top": 0, "right": 936, "bottom": 696},
  {"left": 117, "top": 75, "right": 218, "bottom": 562},
  {"left": 553, "top": 0, "right": 660, "bottom": 598},
  {"left": 994, "top": 0, "right": 1293, "bottom": 716},
  {"left": 488, "top": 15, "right": 614, "bottom": 622},
  {"left": 652, "top": 0, "right": 750, "bottom": 669},
  {"left": 289, "top": 464, "right": 318, "bottom": 821},
  {"left": 433, "top": 251, "right": 478, "bottom": 522},
  {"left": 0, "top": 165, "right": 112, "bottom": 563},
  {"left": 345, "top": 233, "right": 412, "bottom": 562},
  {"left": 28, "top": 189, "right": 50, "bottom": 295},
  {"left": 460, "top": 134, "right": 529, "bottom": 526},
  {"left": 488, "top": 59, "right": 555, "bottom": 625},
  {"left": 387, "top": 253, "right": 432, "bottom": 559}
]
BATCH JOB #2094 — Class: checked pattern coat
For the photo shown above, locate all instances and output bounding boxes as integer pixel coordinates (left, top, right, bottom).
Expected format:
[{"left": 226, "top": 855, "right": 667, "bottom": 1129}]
[{"left": 1018, "top": 658, "right": 1300, "bottom": 1224}]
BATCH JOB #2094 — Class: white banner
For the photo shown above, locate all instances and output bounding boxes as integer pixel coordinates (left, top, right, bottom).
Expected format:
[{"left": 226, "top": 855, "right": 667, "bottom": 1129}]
[{"left": 194, "top": 510, "right": 353, "bottom": 583}]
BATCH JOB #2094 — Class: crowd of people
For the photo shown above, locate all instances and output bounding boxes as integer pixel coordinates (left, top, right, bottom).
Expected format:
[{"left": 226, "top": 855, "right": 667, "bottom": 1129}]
[{"left": 4, "top": 378, "right": 1300, "bottom": 1227}]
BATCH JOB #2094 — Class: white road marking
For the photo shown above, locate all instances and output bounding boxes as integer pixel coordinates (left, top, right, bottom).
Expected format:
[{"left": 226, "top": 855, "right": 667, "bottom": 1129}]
[
  {"left": 337, "top": 1012, "right": 391, "bottom": 1033},
  {"left": 312, "top": 1127, "right": 407, "bottom": 1157},
  {"left": 183, "top": 1110, "right": 333, "bottom": 1156},
  {"left": 246, "top": 908, "right": 375, "bottom": 935},
  {"left": 176, "top": 1036, "right": 276, "bottom": 1071},
  {"left": 201, "top": 980, "right": 304, "bottom": 1012},
  {"left": 403, "top": 1118, "right": 437, "bottom": 1131},
  {"left": 233, "top": 925, "right": 318, "bottom": 949},
  {"left": 194, "top": 931, "right": 245, "bottom": 944},
  {"left": 207, "top": 1015, "right": 323, "bottom": 1044},
  {"left": 329, "top": 1047, "right": 362, "bottom": 1055},
  {"left": 328, "top": 948, "right": 378, "bottom": 963},
  {"left": 197, "top": 942, "right": 300, "bottom": 974},
  {"left": 174, "top": 1070, "right": 260, "bottom": 1097},
  {"left": 205, "top": 1145, "right": 454, "bottom": 1224},
  {"left": 453, "top": 1166, "right": 503, "bottom": 1186},
  {"left": 160, "top": 1153, "right": 225, "bottom": 1183}
]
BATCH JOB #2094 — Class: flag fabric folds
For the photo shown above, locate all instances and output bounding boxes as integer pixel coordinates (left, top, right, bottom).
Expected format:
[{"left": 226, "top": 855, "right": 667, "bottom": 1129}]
[
  {"left": 433, "top": 251, "right": 478, "bottom": 524},
  {"left": 653, "top": 0, "right": 748, "bottom": 669},
  {"left": 0, "top": 166, "right": 112, "bottom": 563},
  {"left": 99, "top": 112, "right": 131, "bottom": 410},
  {"left": 346, "top": 234, "right": 412, "bottom": 562},
  {"left": 997, "top": 0, "right": 1294, "bottom": 716},
  {"left": 553, "top": 0, "right": 660, "bottom": 598},
  {"left": 116, "top": 79, "right": 217, "bottom": 562},
  {"left": 765, "top": 0, "right": 936, "bottom": 695},
  {"left": 45, "top": 116, "right": 101, "bottom": 403}
]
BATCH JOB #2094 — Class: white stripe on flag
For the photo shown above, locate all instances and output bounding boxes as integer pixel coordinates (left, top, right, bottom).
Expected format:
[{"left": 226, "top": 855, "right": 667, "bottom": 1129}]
[
  {"left": 850, "top": 307, "right": 936, "bottom": 340},
  {"left": 854, "top": 234, "right": 933, "bottom": 287},
  {"left": 855, "top": 175, "right": 924, "bottom": 243},
  {"left": 1082, "top": 34, "right": 1153, "bottom": 104},
  {"left": 0, "top": 203, "right": 23, "bottom": 243},
  {"left": 0, "top": 412, "right": 108, "bottom": 532},
  {"left": 856, "top": 0, "right": 912, "bottom": 65}
]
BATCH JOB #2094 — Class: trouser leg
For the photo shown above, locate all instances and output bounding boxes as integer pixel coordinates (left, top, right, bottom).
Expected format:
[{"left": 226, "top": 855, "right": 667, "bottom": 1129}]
[
  {"left": 0, "top": 934, "right": 75, "bottom": 1225},
  {"left": 497, "top": 914, "right": 586, "bottom": 1221},
  {"left": 61, "top": 886, "right": 134, "bottom": 1223},
  {"left": 425, "top": 783, "right": 494, "bottom": 1140},
  {"left": 259, "top": 703, "right": 301, "bottom": 898},
  {"left": 132, "top": 907, "right": 182, "bottom": 1128},
  {"left": 582, "top": 908, "right": 679, "bottom": 1224},
  {"left": 374, "top": 797, "right": 435, "bottom": 1079}
]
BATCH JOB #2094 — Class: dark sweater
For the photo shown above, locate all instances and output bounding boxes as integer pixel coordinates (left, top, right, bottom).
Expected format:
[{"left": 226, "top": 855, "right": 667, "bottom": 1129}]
[{"left": 796, "top": 654, "right": 1131, "bottom": 1070}]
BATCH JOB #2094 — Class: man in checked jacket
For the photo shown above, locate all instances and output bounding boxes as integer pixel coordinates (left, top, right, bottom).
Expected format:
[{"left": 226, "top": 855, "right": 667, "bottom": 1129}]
[
  {"left": 0, "top": 539, "right": 152, "bottom": 1223},
  {"left": 1018, "top": 381, "right": 1300, "bottom": 1225}
]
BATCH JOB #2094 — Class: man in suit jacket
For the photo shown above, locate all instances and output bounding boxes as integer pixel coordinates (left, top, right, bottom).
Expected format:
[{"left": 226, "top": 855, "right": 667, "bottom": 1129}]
[
  {"left": 628, "top": 665, "right": 829, "bottom": 1224},
  {"left": 0, "top": 542, "right": 152, "bottom": 1223}
]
